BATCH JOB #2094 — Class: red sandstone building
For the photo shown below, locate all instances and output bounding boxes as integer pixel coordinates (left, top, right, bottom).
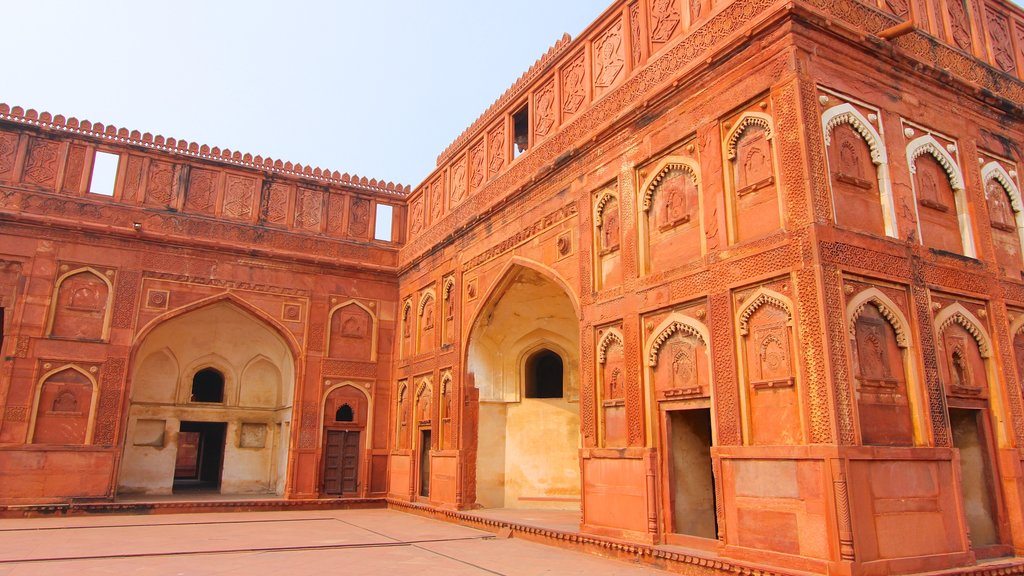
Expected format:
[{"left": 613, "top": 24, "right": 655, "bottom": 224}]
[{"left": 4, "top": 0, "right": 1024, "bottom": 574}]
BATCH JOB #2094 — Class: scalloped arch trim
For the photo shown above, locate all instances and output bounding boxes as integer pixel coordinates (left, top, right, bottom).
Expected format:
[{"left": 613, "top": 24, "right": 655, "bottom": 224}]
[
  {"left": 641, "top": 159, "right": 700, "bottom": 212},
  {"left": 981, "top": 161, "right": 1023, "bottom": 212},
  {"left": 647, "top": 319, "right": 707, "bottom": 367},
  {"left": 821, "top": 103, "right": 887, "bottom": 165},
  {"left": 594, "top": 191, "right": 618, "bottom": 227},
  {"left": 936, "top": 304, "right": 992, "bottom": 358},
  {"left": 597, "top": 329, "right": 624, "bottom": 364},
  {"left": 737, "top": 289, "right": 792, "bottom": 336},
  {"left": 725, "top": 112, "right": 774, "bottom": 160},
  {"left": 906, "top": 135, "right": 964, "bottom": 190}
]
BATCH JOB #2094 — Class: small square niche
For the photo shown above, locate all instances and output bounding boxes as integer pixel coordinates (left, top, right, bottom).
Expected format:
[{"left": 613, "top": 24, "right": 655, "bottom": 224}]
[
  {"left": 240, "top": 423, "right": 267, "bottom": 448},
  {"left": 133, "top": 419, "right": 166, "bottom": 447}
]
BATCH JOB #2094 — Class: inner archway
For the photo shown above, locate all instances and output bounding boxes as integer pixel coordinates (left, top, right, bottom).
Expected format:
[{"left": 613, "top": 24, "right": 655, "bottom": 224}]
[
  {"left": 118, "top": 300, "right": 295, "bottom": 497},
  {"left": 467, "top": 264, "right": 580, "bottom": 510}
]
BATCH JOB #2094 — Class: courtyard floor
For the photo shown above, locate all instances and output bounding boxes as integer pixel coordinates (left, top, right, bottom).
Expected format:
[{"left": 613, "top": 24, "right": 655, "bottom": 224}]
[{"left": 0, "top": 507, "right": 671, "bottom": 575}]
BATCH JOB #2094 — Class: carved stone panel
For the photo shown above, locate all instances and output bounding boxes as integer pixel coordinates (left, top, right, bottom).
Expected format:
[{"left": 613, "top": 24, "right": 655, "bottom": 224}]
[
  {"left": 851, "top": 304, "right": 913, "bottom": 446},
  {"left": 145, "top": 160, "right": 176, "bottom": 207},
  {"left": 915, "top": 154, "right": 961, "bottom": 254},
  {"left": 828, "top": 123, "right": 884, "bottom": 236},
  {"left": 185, "top": 168, "right": 219, "bottom": 214},
  {"left": 328, "top": 303, "right": 373, "bottom": 361},
  {"left": 32, "top": 368, "right": 93, "bottom": 445},
  {"left": 23, "top": 137, "right": 62, "bottom": 188},
  {"left": 0, "top": 130, "right": 18, "bottom": 181},
  {"left": 348, "top": 197, "right": 370, "bottom": 238},
  {"left": 50, "top": 271, "right": 109, "bottom": 341},
  {"left": 743, "top": 303, "right": 800, "bottom": 445},
  {"left": 593, "top": 20, "right": 625, "bottom": 97},
  {"left": 222, "top": 174, "right": 256, "bottom": 221}
]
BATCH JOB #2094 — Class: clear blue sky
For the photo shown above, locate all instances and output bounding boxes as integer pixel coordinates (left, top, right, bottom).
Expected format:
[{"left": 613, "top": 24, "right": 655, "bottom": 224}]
[{"left": 1, "top": 1, "right": 611, "bottom": 188}]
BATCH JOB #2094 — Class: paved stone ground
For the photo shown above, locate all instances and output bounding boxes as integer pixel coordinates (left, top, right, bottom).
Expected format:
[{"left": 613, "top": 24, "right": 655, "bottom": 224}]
[{"left": 0, "top": 508, "right": 671, "bottom": 575}]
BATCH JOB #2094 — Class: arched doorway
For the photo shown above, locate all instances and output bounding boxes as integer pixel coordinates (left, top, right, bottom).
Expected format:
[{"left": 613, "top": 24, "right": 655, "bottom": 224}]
[
  {"left": 118, "top": 301, "right": 295, "bottom": 496},
  {"left": 466, "top": 264, "right": 581, "bottom": 510}
]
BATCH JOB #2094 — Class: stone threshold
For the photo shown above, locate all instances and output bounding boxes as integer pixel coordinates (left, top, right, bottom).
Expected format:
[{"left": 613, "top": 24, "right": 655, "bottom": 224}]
[
  {"left": 0, "top": 496, "right": 386, "bottom": 519},
  {"left": 385, "top": 498, "right": 804, "bottom": 576}
]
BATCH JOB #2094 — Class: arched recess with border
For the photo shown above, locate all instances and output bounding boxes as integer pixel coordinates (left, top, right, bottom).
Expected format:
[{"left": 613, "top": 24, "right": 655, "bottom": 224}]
[
  {"left": 465, "top": 258, "right": 581, "bottom": 510},
  {"left": 724, "top": 112, "right": 781, "bottom": 244},
  {"left": 319, "top": 382, "right": 372, "bottom": 497},
  {"left": 593, "top": 187, "right": 621, "bottom": 290},
  {"left": 1009, "top": 313, "right": 1024, "bottom": 427},
  {"left": 417, "top": 290, "right": 437, "bottom": 355},
  {"left": 907, "top": 135, "right": 975, "bottom": 257},
  {"left": 438, "top": 370, "right": 453, "bottom": 449},
  {"left": 845, "top": 288, "right": 923, "bottom": 446},
  {"left": 644, "top": 314, "right": 712, "bottom": 444},
  {"left": 442, "top": 277, "right": 457, "bottom": 345},
  {"left": 28, "top": 364, "right": 100, "bottom": 445},
  {"left": 118, "top": 295, "right": 298, "bottom": 498},
  {"left": 981, "top": 162, "right": 1024, "bottom": 277},
  {"left": 400, "top": 299, "right": 413, "bottom": 359},
  {"left": 638, "top": 157, "right": 703, "bottom": 274},
  {"left": 596, "top": 327, "right": 626, "bottom": 447},
  {"left": 935, "top": 302, "right": 1014, "bottom": 550},
  {"left": 934, "top": 304, "right": 1012, "bottom": 445},
  {"left": 821, "top": 103, "right": 897, "bottom": 238},
  {"left": 46, "top": 267, "right": 114, "bottom": 341},
  {"left": 736, "top": 287, "right": 803, "bottom": 445},
  {"left": 394, "top": 380, "right": 410, "bottom": 450},
  {"left": 326, "top": 300, "right": 378, "bottom": 362}
]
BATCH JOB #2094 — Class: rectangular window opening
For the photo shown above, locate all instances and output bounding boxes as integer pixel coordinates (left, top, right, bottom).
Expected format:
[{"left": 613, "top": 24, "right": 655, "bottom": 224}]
[
  {"left": 374, "top": 204, "right": 394, "bottom": 241},
  {"left": 512, "top": 104, "right": 529, "bottom": 159},
  {"left": 89, "top": 151, "right": 120, "bottom": 196}
]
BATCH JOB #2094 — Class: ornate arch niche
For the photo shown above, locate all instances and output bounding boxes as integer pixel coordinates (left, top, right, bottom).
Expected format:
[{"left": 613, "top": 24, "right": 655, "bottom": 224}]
[
  {"left": 415, "top": 377, "right": 433, "bottom": 429},
  {"left": 395, "top": 380, "right": 410, "bottom": 450},
  {"left": 46, "top": 267, "right": 114, "bottom": 341},
  {"left": 29, "top": 364, "right": 99, "bottom": 445},
  {"left": 725, "top": 112, "right": 780, "bottom": 244},
  {"left": 639, "top": 157, "right": 702, "bottom": 274},
  {"left": 907, "top": 134, "right": 975, "bottom": 257},
  {"left": 593, "top": 187, "right": 622, "bottom": 290},
  {"left": 596, "top": 328, "right": 626, "bottom": 447},
  {"left": 1009, "top": 312, "right": 1024, "bottom": 403},
  {"left": 736, "top": 288, "right": 802, "bottom": 445},
  {"left": 646, "top": 315, "right": 711, "bottom": 398},
  {"left": 327, "top": 300, "right": 377, "bottom": 362},
  {"left": 438, "top": 370, "right": 453, "bottom": 449},
  {"left": 400, "top": 300, "right": 413, "bottom": 359},
  {"left": 981, "top": 161, "right": 1024, "bottom": 276},
  {"left": 442, "top": 276, "right": 456, "bottom": 345},
  {"left": 417, "top": 290, "right": 437, "bottom": 355},
  {"left": 821, "top": 103, "right": 896, "bottom": 238},
  {"left": 846, "top": 288, "right": 918, "bottom": 446},
  {"left": 935, "top": 303, "right": 993, "bottom": 400}
]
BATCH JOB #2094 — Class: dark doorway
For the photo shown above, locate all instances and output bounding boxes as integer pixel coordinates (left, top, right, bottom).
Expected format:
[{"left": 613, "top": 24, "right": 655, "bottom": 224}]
[
  {"left": 667, "top": 408, "right": 717, "bottom": 539},
  {"left": 950, "top": 408, "right": 1002, "bottom": 553},
  {"left": 419, "top": 429, "right": 431, "bottom": 498},
  {"left": 323, "top": 430, "right": 360, "bottom": 495},
  {"left": 174, "top": 421, "right": 226, "bottom": 491},
  {"left": 191, "top": 368, "right": 224, "bottom": 403},
  {"left": 525, "top": 349, "right": 563, "bottom": 398}
]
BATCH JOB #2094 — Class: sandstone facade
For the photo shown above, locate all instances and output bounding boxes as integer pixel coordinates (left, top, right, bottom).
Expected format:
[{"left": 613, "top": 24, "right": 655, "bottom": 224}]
[{"left": 4, "top": 0, "right": 1024, "bottom": 574}]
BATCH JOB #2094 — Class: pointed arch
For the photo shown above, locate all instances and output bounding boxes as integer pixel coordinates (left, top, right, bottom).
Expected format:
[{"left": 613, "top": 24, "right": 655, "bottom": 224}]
[
  {"left": 132, "top": 292, "right": 302, "bottom": 358},
  {"left": 725, "top": 112, "right": 774, "bottom": 160},
  {"left": 737, "top": 288, "right": 793, "bottom": 336},
  {"left": 46, "top": 266, "right": 115, "bottom": 341},
  {"left": 418, "top": 289, "right": 437, "bottom": 317},
  {"left": 326, "top": 299, "right": 379, "bottom": 361},
  {"left": 320, "top": 381, "right": 373, "bottom": 452},
  {"left": 597, "top": 328, "right": 625, "bottom": 364},
  {"left": 442, "top": 276, "right": 456, "bottom": 301},
  {"left": 907, "top": 135, "right": 965, "bottom": 190},
  {"left": 465, "top": 257, "right": 581, "bottom": 332},
  {"left": 27, "top": 363, "right": 100, "bottom": 444},
  {"left": 846, "top": 288, "right": 912, "bottom": 348},
  {"left": 593, "top": 189, "right": 619, "bottom": 226},
  {"left": 639, "top": 156, "right": 701, "bottom": 212},
  {"left": 646, "top": 314, "right": 710, "bottom": 367},
  {"left": 180, "top": 352, "right": 234, "bottom": 404},
  {"left": 822, "top": 103, "right": 887, "bottom": 164},
  {"left": 240, "top": 353, "right": 283, "bottom": 407},
  {"left": 981, "top": 161, "right": 1022, "bottom": 211},
  {"left": 935, "top": 303, "right": 993, "bottom": 358},
  {"left": 822, "top": 103, "right": 898, "bottom": 238}
]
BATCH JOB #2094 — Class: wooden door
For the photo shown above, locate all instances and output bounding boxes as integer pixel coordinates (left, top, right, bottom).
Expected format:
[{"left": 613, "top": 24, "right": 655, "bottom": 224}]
[
  {"left": 324, "top": 430, "right": 360, "bottom": 496},
  {"left": 323, "top": 430, "right": 344, "bottom": 495},
  {"left": 341, "top": 431, "right": 360, "bottom": 493}
]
